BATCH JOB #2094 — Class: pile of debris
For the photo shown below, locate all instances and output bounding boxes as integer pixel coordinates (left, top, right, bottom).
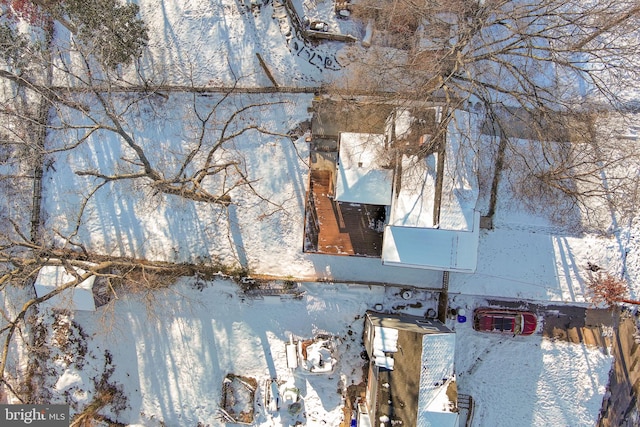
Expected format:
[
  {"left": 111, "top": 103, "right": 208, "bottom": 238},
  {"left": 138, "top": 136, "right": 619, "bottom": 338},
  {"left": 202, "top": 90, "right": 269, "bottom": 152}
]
[
  {"left": 218, "top": 374, "right": 257, "bottom": 425},
  {"left": 287, "top": 333, "right": 340, "bottom": 374}
]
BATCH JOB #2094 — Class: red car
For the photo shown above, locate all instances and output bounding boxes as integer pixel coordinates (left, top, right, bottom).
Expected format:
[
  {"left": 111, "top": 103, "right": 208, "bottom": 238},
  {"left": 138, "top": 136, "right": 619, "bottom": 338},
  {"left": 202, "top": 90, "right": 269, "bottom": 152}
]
[{"left": 473, "top": 308, "right": 538, "bottom": 336}]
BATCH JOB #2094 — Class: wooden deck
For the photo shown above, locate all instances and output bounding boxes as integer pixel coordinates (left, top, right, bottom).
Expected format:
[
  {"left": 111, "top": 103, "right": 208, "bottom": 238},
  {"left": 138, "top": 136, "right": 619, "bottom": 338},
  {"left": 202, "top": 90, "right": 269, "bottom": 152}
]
[{"left": 305, "top": 170, "right": 385, "bottom": 257}]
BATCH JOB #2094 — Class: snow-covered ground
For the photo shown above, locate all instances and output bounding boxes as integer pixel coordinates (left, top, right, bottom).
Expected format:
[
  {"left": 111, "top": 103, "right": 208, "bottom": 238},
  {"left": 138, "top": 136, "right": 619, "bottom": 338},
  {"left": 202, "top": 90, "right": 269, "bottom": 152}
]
[
  {"left": 131, "top": 0, "right": 359, "bottom": 87},
  {"left": 8, "top": 0, "right": 640, "bottom": 425},
  {"left": 33, "top": 280, "right": 611, "bottom": 427},
  {"left": 450, "top": 294, "right": 612, "bottom": 427},
  {"left": 42, "top": 0, "right": 640, "bottom": 299}
]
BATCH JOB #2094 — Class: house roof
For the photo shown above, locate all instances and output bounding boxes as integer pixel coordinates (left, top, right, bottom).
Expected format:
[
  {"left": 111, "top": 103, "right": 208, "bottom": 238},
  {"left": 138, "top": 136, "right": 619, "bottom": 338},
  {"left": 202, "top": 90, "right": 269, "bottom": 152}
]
[
  {"left": 34, "top": 265, "right": 96, "bottom": 311},
  {"left": 330, "top": 110, "right": 481, "bottom": 272},
  {"left": 365, "top": 312, "right": 457, "bottom": 426},
  {"left": 381, "top": 211, "right": 480, "bottom": 273},
  {"left": 334, "top": 132, "right": 394, "bottom": 205},
  {"left": 383, "top": 109, "right": 480, "bottom": 272},
  {"left": 366, "top": 311, "right": 453, "bottom": 335},
  {"left": 390, "top": 153, "right": 438, "bottom": 228},
  {"left": 417, "top": 332, "right": 457, "bottom": 425},
  {"left": 390, "top": 110, "right": 479, "bottom": 230}
]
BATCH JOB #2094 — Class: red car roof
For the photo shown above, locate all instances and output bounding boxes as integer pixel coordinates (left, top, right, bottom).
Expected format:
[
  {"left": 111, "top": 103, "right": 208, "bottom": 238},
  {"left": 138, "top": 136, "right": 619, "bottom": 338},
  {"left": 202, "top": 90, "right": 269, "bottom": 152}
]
[{"left": 473, "top": 308, "right": 537, "bottom": 336}]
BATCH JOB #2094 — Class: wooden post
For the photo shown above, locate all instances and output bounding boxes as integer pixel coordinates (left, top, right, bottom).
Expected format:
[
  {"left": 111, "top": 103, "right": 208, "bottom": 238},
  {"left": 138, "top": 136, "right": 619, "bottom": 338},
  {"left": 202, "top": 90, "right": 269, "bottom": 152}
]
[
  {"left": 438, "top": 271, "right": 449, "bottom": 323},
  {"left": 256, "top": 53, "right": 279, "bottom": 88}
]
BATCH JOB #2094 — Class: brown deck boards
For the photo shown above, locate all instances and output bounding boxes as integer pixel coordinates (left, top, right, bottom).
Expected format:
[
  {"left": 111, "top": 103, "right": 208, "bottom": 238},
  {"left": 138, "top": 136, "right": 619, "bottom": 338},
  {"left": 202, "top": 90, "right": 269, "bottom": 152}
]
[{"left": 307, "top": 169, "right": 384, "bottom": 257}]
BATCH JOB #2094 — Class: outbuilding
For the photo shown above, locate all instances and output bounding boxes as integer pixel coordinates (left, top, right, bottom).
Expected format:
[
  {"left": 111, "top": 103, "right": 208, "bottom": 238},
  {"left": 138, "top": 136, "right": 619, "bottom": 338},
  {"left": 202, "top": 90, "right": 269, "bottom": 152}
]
[
  {"left": 361, "top": 311, "right": 459, "bottom": 427},
  {"left": 34, "top": 265, "right": 97, "bottom": 312}
]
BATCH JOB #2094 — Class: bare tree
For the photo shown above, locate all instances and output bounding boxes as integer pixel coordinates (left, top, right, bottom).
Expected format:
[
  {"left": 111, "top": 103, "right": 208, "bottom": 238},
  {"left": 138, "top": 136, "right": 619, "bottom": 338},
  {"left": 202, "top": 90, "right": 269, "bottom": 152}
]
[
  {"left": 341, "top": 0, "right": 640, "bottom": 227},
  {"left": 0, "top": 0, "right": 296, "bottom": 410},
  {"left": 587, "top": 270, "right": 640, "bottom": 307},
  {"left": 64, "top": 82, "right": 288, "bottom": 207},
  {"left": 0, "top": 1, "right": 295, "bottom": 230},
  {"left": 2, "top": 0, "right": 148, "bottom": 68}
]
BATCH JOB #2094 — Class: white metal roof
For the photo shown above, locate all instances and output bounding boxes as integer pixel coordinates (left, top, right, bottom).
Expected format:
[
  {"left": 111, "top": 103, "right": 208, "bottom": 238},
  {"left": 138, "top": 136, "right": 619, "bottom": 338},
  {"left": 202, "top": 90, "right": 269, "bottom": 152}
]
[
  {"left": 334, "top": 132, "right": 394, "bottom": 205},
  {"left": 417, "top": 332, "right": 457, "bottom": 427},
  {"left": 381, "top": 211, "right": 480, "bottom": 273},
  {"left": 34, "top": 265, "right": 96, "bottom": 311}
]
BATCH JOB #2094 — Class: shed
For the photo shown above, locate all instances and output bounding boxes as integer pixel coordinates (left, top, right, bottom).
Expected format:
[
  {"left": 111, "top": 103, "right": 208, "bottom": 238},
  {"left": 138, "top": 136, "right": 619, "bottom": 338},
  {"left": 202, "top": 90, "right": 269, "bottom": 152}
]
[
  {"left": 362, "top": 312, "right": 458, "bottom": 427},
  {"left": 34, "top": 265, "right": 96, "bottom": 312}
]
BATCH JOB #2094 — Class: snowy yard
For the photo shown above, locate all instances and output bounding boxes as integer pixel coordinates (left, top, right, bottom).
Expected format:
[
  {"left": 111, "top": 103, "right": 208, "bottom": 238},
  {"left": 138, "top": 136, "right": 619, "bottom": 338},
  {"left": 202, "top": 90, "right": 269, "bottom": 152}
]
[
  {"left": 450, "top": 295, "right": 612, "bottom": 427},
  {"left": 39, "top": 0, "right": 640, "bottom": 302},
  {"left": 32, "top": 280, "right": 612, "bottom": 427},
  {"left": 4, "top": 0, "right": 640, "bottom": 425}
]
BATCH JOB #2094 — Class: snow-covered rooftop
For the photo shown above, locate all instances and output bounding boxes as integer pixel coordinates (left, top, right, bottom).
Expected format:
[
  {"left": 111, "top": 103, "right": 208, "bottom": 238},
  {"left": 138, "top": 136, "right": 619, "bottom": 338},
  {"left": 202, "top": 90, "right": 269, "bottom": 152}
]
[
  {"left": 391, "top": 110, "right": 479, "bottom": 231},
  {"left": 382, "top": 211, "right": 480, "bottom": 273},
  {"left": 390, "top": 153, "right": 439, "bottom": 228},
  {"left": 381, "top": 109, "right": 481, "bottom": 272},
  {"left": 34, "top": 265, "right": 96, "bottom": 312},
  {"left": 373, "top": 326, "right": 399, "bottom": 354},
  {"left": 417, "top": 330, "right": 457, "bottom": 421},
  {"left": 335, "top": 132, "right": 394, "bottom": 205},
  {"left": 373, "top": 326, "right": 399, "bottom": 369}
]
